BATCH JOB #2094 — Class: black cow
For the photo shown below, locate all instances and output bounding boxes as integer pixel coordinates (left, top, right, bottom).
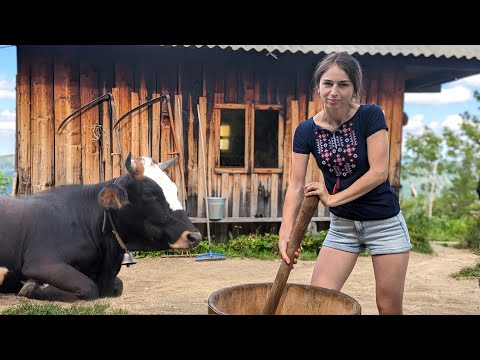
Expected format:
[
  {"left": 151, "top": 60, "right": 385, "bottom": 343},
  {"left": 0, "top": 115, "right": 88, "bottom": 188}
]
[{"left": 0, "top": 153, "right": 202, "bottom": 302}]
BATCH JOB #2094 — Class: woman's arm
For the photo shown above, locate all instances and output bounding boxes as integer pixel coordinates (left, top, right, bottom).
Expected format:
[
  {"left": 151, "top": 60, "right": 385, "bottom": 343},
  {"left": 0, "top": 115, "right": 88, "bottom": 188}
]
[{"left": 278, "top": 152, "right": 309, "bottom": 264}]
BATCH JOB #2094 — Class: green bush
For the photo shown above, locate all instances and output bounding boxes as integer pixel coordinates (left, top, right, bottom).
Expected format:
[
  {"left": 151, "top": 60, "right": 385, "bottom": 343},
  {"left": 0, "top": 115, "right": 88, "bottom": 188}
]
[
  {"left": 403, "top": 211, "right": 434, "bottom": 254},
  {"left": 459, "top": 216, "right": 480, "bottom": 251},
  {"left": 0, "top": 171, "right": 13, "bottom": 195},
  {"left": 134, "top": 230, "right": 327, "bottom": 261}
]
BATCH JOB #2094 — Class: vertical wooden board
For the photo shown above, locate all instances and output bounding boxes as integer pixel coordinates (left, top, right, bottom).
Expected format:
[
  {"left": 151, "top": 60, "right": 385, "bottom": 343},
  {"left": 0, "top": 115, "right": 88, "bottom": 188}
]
[
  {"left": 130, "top": 92, "right": 140, "bottom": 158},
  {"left": 31, "top": 54, "right": 54, "bottom": 192},
  {"left": 212, "top": 67, "right": 224, "bottom": 196},
  {"left": 297, "top": 71, "right": 308, "bottom": 122},
  {"left": 256, "top": 175, "right": 268, "bottom": 217},
  {"left": 183, "top": 59, "right": 202, "bottom": 214},
  {"left": 250, "top": 173, "right": 258, "bottom": 217},
  {"left": 16, "top": 46, "right": 31, "bottom": 195},
  {"left": 225, "top": 61, "right": 238, "bottom": 103},
  {"left": 80, "top": 60, "right": 99, "bottom": 184},
  {"left": 160, "top": 102, "right": 172, "bottom": 166},
  {"left": 221, "top": 173, "right": 230, "bottom": 218},
  {"left": 203, "top": 62, "right": 215, "bottom": 140},
  {"left": 210, "top": 108, "right": 220, "bottom": 196},
  {"left": 266, "top": 73, "right": 276, "bottom": 105},
  {"left": 291, "top": 99, "right": 300, "bottom": 131},
  {"left": 366, "top": 68, "right": 379, "bottom": 106},
  {"left": 232, "top": 173, "right": 241, "bottom": 217},
  {"left": 215, "top": 173, "right": 222, "bottom": 198},
  {"left": 197, "top": 97, "right": 208, "bottom": 216},
  {"left": 136, "top": 64, "right": 150, "bottom": 157},
  {"left": 277, "top": 110, "right": 285, "bottom": 169},
  {"left": 389, "top": 69, "right": 406, "bottom": 192},
  {"left": 53, "top": 55, "right": 71, "bottom": 186},
  {"left": 186, "top": 95, "right": 198, "bottom": 214},
  {"left": 111, "top": 87, "right": 122, "bottom": 177},
  {"left": 68, "top": 56, "right": 82, "bottom": 185},
  {"left": 242, "top": 60, "right": 254, "bottom": 103},
  {"left": 245, "top": 102, "right": 254, "bottom": 173},
  {"left": 282, "top": 99, "right": 298, "bottom": 197},
  {"left": 156, "top": 50, "right": 177, "bottom": 104},
  {"left": 173, "top": 94, "right": 187, "bottom": 208},
  {"left": 151, "top": 93, "right": 161, "bottom": 161},
  {"left": 377, "top": 65, "right": 395, "bottom": 136},
  {"left": 99, "top": 57, "right": 114, "bottom": 182},
  {"left": 68, "top": 145, "right": 82, "bottom": 184},
  {"left": 271, "top": 173, "right": 279, "bottom": 217},
  {"left": 115, "top": 61, "right": 133, "bottom": 174},
  {"left": 169, "top": 95, "right": 185, "bottom": 207},
  {"left": 239, "top": 174, "right": 249, "bottom": 217},
  {"left": 177, "top": 90, "right": 188, "bottom": 210},
  {"left": 171, "top": 94, "right": 182, "bottom": 181}
]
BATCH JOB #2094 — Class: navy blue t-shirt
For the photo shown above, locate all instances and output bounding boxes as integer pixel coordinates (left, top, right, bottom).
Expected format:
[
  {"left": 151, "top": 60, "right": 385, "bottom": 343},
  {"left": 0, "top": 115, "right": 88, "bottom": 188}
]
[{"left": 293, "top": 104, "right": 400, "bottom": 221}]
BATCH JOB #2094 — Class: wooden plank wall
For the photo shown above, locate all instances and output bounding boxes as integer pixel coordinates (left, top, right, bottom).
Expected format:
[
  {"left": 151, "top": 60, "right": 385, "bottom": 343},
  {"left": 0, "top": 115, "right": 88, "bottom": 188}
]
[
  {"left": 364, "top": 62, "right": 405, "bottom": 193},
  {"left": 15, "top": 46, "right": 404, "bottom": 225}
]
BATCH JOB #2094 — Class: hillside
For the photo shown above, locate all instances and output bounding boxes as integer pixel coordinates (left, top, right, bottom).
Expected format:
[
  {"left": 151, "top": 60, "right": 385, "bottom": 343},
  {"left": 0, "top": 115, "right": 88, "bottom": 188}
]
[{"left": 0, "top": 154, "right": 15, "bottom": 195}]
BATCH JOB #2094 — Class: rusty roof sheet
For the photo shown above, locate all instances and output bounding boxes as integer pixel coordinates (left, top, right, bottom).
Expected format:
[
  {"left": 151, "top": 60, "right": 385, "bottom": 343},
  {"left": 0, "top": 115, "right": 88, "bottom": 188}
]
[{"left": 179, "top": 45, "right": 480, "bottom": 60}]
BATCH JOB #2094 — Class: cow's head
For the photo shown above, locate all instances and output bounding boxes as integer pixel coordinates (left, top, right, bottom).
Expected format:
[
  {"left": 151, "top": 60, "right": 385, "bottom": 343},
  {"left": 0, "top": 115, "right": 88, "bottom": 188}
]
[{"left": 98, "top": 153, "right": 202, "bottom": 251}]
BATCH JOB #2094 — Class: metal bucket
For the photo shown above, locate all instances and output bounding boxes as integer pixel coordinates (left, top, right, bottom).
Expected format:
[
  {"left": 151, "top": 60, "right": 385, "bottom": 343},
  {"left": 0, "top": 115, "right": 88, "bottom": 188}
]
[
  {"left": 206, "top": 197, "right": 226, "bottom": 220},
  {"left": 207, "top": 282, "right": 361, "bottom": 315}
]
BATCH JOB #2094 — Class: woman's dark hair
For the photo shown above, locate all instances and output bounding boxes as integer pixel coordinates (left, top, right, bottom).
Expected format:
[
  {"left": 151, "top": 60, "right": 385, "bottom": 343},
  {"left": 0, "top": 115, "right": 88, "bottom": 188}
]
[{"left": 312, "top": 51, "right": 364, "bottom": 101}]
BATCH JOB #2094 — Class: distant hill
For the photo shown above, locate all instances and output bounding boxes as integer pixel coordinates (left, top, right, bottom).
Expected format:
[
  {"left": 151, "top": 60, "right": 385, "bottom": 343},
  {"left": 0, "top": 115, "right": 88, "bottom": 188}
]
[{"left": 0, "top": 154, "right": 15, "bottom": 195}]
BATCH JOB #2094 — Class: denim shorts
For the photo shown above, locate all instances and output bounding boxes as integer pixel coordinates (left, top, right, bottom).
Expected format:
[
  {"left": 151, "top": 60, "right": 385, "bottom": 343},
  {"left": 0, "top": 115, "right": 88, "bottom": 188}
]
[{"left": 322, "top": 211, "right": 412, "bottom": 255}]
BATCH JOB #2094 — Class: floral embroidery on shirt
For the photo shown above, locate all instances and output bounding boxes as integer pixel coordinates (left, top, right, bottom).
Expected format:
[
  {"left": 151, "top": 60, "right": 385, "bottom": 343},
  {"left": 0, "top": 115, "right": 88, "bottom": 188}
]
[{"left": 315, "top": 120, "right": 358, "bottom": 179}]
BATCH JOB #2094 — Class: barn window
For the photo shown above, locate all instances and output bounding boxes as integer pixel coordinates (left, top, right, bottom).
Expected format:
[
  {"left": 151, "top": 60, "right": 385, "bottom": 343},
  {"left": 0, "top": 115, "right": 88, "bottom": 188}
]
[{"left": 213, "top": 103, "right": 284, "bottom": 174}]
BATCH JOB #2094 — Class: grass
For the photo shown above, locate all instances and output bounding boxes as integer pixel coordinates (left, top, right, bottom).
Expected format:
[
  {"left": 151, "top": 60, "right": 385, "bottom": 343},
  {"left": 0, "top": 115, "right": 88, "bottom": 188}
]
[
  {"left": 0, "top": 302, "right": 128, "bottom": 315},
  {"left": 451, "top": 262, "right": 480, "bottom": 280}
]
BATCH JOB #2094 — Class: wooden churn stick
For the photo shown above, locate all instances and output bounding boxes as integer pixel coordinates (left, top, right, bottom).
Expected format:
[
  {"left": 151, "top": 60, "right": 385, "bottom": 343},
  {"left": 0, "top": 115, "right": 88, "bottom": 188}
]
[{"left": 262, "top": 195, "right": 320, "bottom": 315}]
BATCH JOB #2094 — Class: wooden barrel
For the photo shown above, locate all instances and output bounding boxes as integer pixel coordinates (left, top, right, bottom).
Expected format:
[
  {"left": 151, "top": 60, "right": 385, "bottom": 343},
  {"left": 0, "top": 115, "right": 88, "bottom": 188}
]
[{"left": 208, "top": 282, "right": 361, "bottom": 315}]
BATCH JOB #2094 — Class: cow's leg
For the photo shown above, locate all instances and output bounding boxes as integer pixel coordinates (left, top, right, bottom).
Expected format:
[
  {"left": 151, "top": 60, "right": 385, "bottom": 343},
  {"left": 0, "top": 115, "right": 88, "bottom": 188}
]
[
  {"left": 0, "top": 268, "right": 23, "bottom": 294},
  {"left": 20, "top": 263, "right": 99, "bottom": 302},
  {"left": 113, "top": 277, "right": 123, "bottom": 297}
]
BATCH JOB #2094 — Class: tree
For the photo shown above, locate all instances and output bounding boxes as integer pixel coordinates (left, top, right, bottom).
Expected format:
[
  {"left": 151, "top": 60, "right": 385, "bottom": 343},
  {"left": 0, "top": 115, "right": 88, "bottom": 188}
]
[
  {"left": 402, "top": 128, "right": 446, "bottom": 218},
  {"left": 438, "top": 91, "right": 480, "bottom": 218},
  {"left": 402, "top": 90, "right": 480, "bottom": 219}
]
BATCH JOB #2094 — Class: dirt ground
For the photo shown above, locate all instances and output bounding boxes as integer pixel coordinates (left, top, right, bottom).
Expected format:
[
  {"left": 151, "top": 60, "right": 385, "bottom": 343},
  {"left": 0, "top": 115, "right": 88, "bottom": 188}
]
[{"left": 1, "top": 242, "right": 479, "bottom": 315}]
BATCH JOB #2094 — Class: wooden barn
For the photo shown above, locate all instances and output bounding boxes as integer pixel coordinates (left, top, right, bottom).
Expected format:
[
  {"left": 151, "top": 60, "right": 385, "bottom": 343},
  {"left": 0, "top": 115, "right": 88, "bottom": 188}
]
[{"left": 12, "top": 45, "right": 480, "bottom": 240}]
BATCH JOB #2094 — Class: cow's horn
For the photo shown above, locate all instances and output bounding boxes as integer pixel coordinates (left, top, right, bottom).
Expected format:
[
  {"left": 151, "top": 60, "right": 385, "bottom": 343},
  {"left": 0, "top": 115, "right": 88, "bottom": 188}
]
[
  {"left": 125, "top": 152, "right": 135, "bottom": 173},
  {"left": 159, "top": 155, "right": 178, "bottom": 171}
]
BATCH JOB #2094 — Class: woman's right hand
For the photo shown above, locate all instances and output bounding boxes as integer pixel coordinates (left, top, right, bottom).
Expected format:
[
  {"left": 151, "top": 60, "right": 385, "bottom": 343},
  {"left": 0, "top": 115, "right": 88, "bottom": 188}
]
[{"left": 278, "top": 236, "right": 301, "bottom": 266}]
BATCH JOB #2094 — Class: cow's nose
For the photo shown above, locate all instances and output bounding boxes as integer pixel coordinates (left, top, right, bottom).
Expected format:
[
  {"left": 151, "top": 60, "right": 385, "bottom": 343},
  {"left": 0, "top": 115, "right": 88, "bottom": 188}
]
[{"left": 188, "top": 231, "right": 202, "bottom": 245}]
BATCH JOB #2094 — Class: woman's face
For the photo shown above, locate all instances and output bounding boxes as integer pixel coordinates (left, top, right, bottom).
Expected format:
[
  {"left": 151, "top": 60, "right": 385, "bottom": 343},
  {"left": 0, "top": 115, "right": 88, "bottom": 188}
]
[{"left": 318, "top": 64, "right": 355, "bottom": 111}]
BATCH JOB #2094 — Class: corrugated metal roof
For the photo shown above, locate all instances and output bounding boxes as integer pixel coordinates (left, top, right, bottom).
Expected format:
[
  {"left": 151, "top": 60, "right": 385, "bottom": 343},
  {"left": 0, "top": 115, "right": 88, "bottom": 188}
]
[{"left": 179, "top": 45, "right": 480, "bottom": 60}]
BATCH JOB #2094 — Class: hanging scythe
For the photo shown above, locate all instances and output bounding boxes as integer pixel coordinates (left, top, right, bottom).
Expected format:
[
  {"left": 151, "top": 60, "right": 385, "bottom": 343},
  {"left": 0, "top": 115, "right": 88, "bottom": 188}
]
[
  {"left": 112, "top": 95, "right": 187, "bottom": 205},
  {"left": 56, "top": 92, "right": 117, "bottom": 179},
  {"left": 57, "top": 93, "right": 185, "bottom": 204}
]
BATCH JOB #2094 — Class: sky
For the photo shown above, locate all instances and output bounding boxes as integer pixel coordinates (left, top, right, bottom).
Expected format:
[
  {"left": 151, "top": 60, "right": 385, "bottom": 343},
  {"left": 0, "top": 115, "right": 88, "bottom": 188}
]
[{"left": 1, "top": 45, "right": 480, "bottom": 156}]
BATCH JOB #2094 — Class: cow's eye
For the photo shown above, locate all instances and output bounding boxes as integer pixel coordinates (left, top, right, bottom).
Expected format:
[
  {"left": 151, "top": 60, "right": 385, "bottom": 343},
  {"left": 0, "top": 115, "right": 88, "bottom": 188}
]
[{"left": 144, "top": 191, "right": 156, "bottom": 199}]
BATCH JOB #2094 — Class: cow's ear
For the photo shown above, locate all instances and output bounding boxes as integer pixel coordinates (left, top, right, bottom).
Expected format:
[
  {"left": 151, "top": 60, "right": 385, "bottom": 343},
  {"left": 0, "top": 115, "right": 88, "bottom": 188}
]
[{"left": 98, "top": 184, "right": 129, "bottom": 209}]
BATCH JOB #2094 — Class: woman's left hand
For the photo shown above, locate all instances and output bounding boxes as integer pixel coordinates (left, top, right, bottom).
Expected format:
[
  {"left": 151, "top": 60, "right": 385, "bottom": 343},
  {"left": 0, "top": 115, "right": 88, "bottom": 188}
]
[{"left": 304, "top": 181, "right": 331, "bottom": 206}]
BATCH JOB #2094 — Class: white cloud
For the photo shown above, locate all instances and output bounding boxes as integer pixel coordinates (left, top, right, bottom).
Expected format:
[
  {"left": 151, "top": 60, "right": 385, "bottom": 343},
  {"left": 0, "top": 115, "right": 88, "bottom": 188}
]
[
  {"left": 0, "top": 77, "right": 15, "bottom": 100},
  {"left": 405, "top": 86, "right": 471, "bottom": 105},
  {"left": 0, "top": 121, "right": 15, "bottom": 136},
  {"left": 0, "top": 109, "right": 15, "bottom": 122},
  {"left": 403, "top": 113, "right": 425, "bottom": 131},
  {"left": 441, "top": 114, "right": 463, "bottom": 131},
  {"left": 449, "top": 73, "right": 480, "bottom": 87}
]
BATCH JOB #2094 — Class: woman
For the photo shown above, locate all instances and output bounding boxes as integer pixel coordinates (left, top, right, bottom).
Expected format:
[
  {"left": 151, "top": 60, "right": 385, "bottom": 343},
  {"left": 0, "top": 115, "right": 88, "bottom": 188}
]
[{"left": 278, "top": 52, "right": 411, "bottom": 315}]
